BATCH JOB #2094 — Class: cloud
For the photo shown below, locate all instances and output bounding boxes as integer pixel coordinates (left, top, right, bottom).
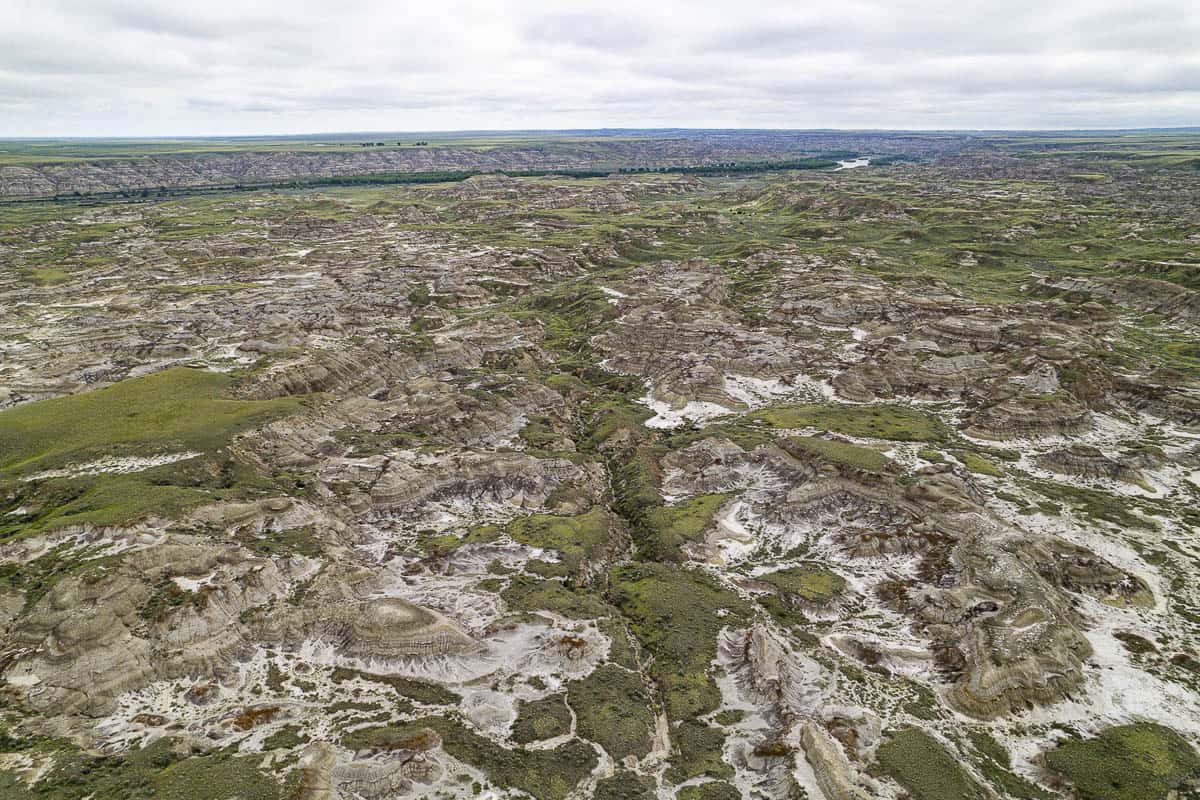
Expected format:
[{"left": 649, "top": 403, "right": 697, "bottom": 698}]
[
  {"left": 522, "top": 12, "right": 654, "bottom": 51},
  {"left": 0, "top": 0, "right": 1195, "bottom": 135}
]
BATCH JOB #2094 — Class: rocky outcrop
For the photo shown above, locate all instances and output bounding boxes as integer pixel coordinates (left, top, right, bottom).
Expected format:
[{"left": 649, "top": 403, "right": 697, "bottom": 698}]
[
  {"left": 1037, "top": 445, "right": 1146, "bottom": 484},
  {"left": 2, "top": 540, "right": 301, "bottom": 715},
  {"left": 965, "top": 393, "right": 1093, "bottom": 439},
  {"left": 332, "top": 747, "right": 442, "bottom": 798},
  {"left": 298, "top": 597, "right": 478, "bottom": 660},
  {"left": 799, "top": 721, "right": 872, "bottom": 800}
]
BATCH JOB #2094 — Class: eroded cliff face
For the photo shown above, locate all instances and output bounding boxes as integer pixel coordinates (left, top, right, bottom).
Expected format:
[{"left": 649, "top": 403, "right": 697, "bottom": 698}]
[
  {"left": 0, "top": 130, "right": 971, "bottom": 199},
  {"left": 1, "top": 149, "right": 1198, "bottom": 800}
]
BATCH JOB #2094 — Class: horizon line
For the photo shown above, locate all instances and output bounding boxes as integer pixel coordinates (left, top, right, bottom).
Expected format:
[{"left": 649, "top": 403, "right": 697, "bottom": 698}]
[{"left": 2, "top": 125, "right": 1199, "bottom": 142}]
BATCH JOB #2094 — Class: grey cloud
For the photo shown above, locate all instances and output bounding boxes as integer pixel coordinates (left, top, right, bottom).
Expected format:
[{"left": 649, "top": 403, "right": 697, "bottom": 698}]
[
  {"left": 522, "top": 12, "right": 655, "bottom": 51},
  {"left": 102, "top": 6, "right": 228, "bottom": 40},
  {"left": 0, "top": 0, "right": 1196, "bottom": 135}
]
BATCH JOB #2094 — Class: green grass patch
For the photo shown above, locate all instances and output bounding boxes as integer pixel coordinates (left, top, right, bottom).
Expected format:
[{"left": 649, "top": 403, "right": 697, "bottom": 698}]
[
  {"left": 967, "top": 730, "right": 1053, "bottom": 800},
  {"left": 876, "top": 728, "right": 987, "bottom": 800},
  {"left": 501, "top": 575, "right": 611, "bottom": 619},
  {"left": 415, "top": 524, "right": 502, "bottom": 556},
  {"left": 354, "top": 717, "right": 596, "bottom": 800},
  {"left": 511, "top": 695, "right": 572, "bottom": 744},
  {"left": 0, "top": 543, "right": 113, "bottom": 615},
  {"left": 595, "top": 771, "right": 657, "bottom": 800},
  {"left": 0, "top": 737, "right": 284, "bottom": 800},
  {"left": 641, "top": 493, "right": 729, "bottom": 561},
  {"left": 1023, "top": 478, "right": 1159, "bottom": 530},
  {"left": 0, "top": 452, "right": 285, "bottom": 538},
  {"left": 568, "top": 664, "right": 655, "bottom": 761},
  {"left": 676, "top": 782, "right": 740, "bottom": 800},
  {"left": 262, "top": 725, "right": 308, "bottom": 750},
  {"left": 329, "top": 666, "right": 459, "bottom": 706},
  {"left": 751, "top": 403, "right": 948, "bottom": 442},
  {"left": 0, "top": 367, "right": 299, "bottom": 475},
  {"left": 781, "top": 435, "right": 890, "bottom": 472},
  {"left": 583, "top": 399, "right": 654, "bottom": 451},
  {"left": 27, "top": 266, "right": 70, "bottom": 285},
  {"left": 242, "top": 526, "right": 324, "bottom": 559},
  {"left": 609, "top": 563, "right": 749, "bottom": 721},
  {"left": 1043, "top": 723, "right": 1200, "bottom": 800},
  {"left": 954, "top": 450, "right": 1004, "bottom": 477},
  {"left": 662, "top": 418, "right": 774, "bottom": 452},
  {"left": 759, "top": 566, "right": 846, "bottom": 605},
  {"left": 667, "top": 719, "right": 734, "bottom": 783},
  {"left": 500, "top": 507, "right": 616, "bottom": 574}
]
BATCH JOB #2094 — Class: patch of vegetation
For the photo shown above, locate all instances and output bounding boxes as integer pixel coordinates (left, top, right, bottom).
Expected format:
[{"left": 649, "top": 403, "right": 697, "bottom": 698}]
[
  {"left": 759, "top": 566, "right": 846, "bottom": 605},
  {"left": 1023, "top": 477, "right": 1158, "bottom": 530},
  {"left": 1042, "top": 722, "right": 1200, "bottom": 800},
  {"left": 582, "top": 399, "right": 654, "bottom": 452},
  {"left": 139, "top": 576, "right": 203, "bottom": 622},
  {"left": 662, "top": 418, "right": 774, "bottom": 453},
  {"left": 415, "top": 524, "right": 503, "bottom": 556},
  {"left": 329, "top": 666, "right": 459, "bottom": 706},
  {"left": 518, "top": 413, "right": 566, "bottom": 450},
  {"left": 516, "top": 283, "right": 621, "bottom": 357},
  {"left": 594, "top": 771, "right": 657, "bottom": 800},
  {"left": 609, "top": 563, "right": 748, "bottom": 722},
  {"left": 265, "top": 662, "right": 286, "bottom": 692},
  {"left": 341, "top": 722, "right": 441, "bottom": 752},
  {"left": 371, "top": 717, "right": 598, "bottom": 800},
  {"left": 713, "top": 709, "right": 746, "bottom": 726},
  {"left": 967, "top": 730, "right": 1054, "bottom": 800},
  {"left": 0, "top": 367, "right": 298, "bottom": 475},
  {"left": 242, "top": 526, "right": 324, "bottom": 558},
  {"left": 875, "top": 727, "right": 987, "bottom": 800},
  {"left": 27, "top": 266, "right": 70, "bottom": 285},
  {"left": 1113, "top": 631, "right": 1157, "bottom": 657},
  {"left": 0, "top": 453, "right": 281, "bottom": 538},
  {"left": 954, "top": 450, "right": 1004, "bottom": 477},
  {"left": 640, "top": 493, "right": 729, "bottom": 561},
  {"left": 0, "top": 771, "right": 35, "bottom": 800},
  {"left": 262, "top": 725, "right": 308, "bottom": 750},
  {"left": 5, "top": 737, "right": 283, "bottom": 800},
  {"left": 751, "top": 403, "right": 949, "bottom": 442},
  {"left": 899, "top": 678, "right": 943, "bottom": 721},
  {"left": 667, "top": 719, "right": 734, "bottom": 783},
  {"left": 781, "top": 435, "right": 891, "bottom": 472},
  {"left": 607, "top": 445, "right": 665, "bottom": 537},
  {"left": 675, "top": 781, "right": 741, "bottom": 800},
  {"left": 511, "top": 695, "right": 572, "bottom": 744},
  {"left": 0, "top": 369, "right": 301, "bottom": 537},
  {"left": 327, "top": 700, "right": 383, "bottom": 715},
  {"left": 568, "top": 664, "right": 655, "bottom": 761},
  {"left": 501, "top": 575, "right": 611, "bottom": 619},
  {"left": 501, "top": 507, "right": 616, "bottom": 573}
]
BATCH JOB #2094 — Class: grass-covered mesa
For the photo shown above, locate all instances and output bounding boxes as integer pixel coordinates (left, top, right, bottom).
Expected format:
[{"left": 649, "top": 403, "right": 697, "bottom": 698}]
[
  {"left": 1, "top": 130, "right": 1199, "bottom": 800},
  {"left": 0, "top": 367, "right": 297, "bottom": 475},
  {"left": 751, "top": 403, "right": 950, "bottom": 442},
  {"left": 781, "top": 435, "right": 891, "bottom": 472},
  {"left": 0, "top": 368, "right": 300, "bottom": 535}
]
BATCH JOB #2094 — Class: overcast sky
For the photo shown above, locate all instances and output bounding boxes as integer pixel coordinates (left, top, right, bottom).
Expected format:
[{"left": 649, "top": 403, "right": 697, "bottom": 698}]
[{"left": 1, "top": 0, "right": 1197, "bottom": 136}]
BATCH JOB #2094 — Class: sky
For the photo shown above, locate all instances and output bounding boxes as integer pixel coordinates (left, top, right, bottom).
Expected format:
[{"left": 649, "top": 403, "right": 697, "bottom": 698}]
[{"left": 1, "top": 0, "right": 1197, "bottom": 136}]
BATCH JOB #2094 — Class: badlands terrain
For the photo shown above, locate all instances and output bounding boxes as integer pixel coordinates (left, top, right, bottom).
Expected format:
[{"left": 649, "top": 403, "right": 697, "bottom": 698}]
[{"left": 0, "top": 131, "right": 1198, "bottom": 799}]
